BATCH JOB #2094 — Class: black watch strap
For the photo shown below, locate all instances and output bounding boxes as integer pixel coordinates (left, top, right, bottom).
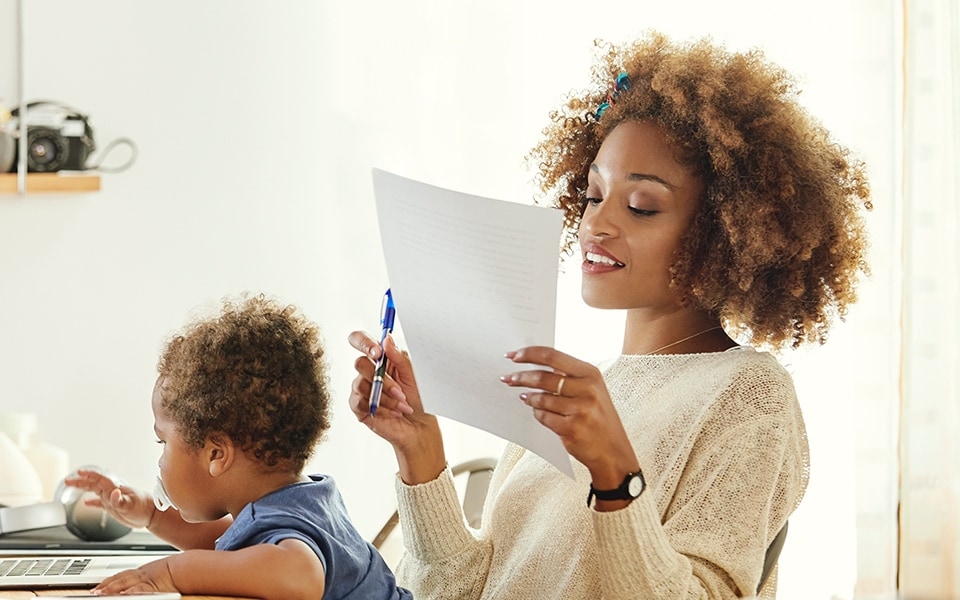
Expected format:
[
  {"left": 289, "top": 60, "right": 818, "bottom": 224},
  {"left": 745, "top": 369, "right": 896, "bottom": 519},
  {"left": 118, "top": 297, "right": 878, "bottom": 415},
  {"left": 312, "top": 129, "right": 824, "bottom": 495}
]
[{"left": 587, "top": 470, "right": 645, "bottom": 507}]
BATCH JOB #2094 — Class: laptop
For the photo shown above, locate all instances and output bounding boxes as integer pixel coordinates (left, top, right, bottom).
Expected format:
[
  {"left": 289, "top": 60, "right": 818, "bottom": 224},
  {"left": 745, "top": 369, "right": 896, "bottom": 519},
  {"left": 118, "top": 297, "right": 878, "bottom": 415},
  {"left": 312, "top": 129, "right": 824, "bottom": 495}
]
[{"left": 0, "top": 527, "right": 176, "bottom": 589}]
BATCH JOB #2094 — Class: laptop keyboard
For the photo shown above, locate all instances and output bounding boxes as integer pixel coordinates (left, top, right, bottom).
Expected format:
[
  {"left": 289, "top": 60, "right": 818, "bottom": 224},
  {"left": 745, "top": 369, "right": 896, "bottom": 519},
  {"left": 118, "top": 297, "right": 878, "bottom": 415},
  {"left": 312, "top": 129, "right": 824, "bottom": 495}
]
[{"left": 0, "top": 557, "right": 91, "bottom": 577}]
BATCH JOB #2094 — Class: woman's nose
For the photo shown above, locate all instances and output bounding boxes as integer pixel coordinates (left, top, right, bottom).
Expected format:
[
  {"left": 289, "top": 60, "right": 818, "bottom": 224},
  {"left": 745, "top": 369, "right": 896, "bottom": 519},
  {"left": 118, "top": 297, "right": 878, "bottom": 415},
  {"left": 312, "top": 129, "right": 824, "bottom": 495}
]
[{"left": 580, "top": 198, "right": 619, "bottom": 238}]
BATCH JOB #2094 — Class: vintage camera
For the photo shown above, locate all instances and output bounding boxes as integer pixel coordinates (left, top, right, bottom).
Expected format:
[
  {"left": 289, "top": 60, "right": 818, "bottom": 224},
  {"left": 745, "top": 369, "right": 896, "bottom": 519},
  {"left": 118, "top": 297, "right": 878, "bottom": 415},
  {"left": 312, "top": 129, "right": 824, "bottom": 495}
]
[{"left": 6, "top": 101, "right": 96, "bottom": 172}]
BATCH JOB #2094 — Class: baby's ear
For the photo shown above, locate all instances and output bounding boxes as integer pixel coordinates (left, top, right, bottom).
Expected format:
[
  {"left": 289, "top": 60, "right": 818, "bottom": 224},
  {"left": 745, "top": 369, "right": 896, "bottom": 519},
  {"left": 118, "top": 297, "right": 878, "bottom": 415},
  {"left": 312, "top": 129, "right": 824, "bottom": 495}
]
[{"left": 206, "top": 433, "right": 235, "bottom": 477}]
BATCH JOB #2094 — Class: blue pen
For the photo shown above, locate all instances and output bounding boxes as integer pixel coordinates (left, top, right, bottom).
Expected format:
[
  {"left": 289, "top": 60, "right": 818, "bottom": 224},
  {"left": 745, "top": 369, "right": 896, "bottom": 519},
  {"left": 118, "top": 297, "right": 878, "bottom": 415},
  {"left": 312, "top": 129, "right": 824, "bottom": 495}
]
[{"left": 368, "top": 288, "right": 396, "bottom": 416}]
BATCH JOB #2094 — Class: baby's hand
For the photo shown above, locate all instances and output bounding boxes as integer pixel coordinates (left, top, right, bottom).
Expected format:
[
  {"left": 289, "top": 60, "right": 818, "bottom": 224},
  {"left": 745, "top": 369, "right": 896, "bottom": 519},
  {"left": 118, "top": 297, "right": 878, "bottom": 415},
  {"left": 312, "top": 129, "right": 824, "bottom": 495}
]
[
  {"left": 63, "top": 468, "right": 157, "bottom": 529},
  {"left": 93, "top": 557, "right": 177, "bottom": 595}
]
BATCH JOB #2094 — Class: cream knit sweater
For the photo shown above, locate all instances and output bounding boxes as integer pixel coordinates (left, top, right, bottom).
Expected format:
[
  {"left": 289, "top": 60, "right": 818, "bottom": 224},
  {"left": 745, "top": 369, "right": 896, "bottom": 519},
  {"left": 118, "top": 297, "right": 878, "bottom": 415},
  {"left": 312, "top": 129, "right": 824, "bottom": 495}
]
[{"left": 395, "top": 347, "right": 809, "bottom": 599}]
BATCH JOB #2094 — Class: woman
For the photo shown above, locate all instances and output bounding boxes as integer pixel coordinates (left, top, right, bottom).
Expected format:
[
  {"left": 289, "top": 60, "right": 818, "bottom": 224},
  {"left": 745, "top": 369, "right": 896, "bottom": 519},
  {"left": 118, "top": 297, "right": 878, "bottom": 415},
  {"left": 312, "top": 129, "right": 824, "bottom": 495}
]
[{"left": 349, "top": 31, "right": 870, "bottom": 599}]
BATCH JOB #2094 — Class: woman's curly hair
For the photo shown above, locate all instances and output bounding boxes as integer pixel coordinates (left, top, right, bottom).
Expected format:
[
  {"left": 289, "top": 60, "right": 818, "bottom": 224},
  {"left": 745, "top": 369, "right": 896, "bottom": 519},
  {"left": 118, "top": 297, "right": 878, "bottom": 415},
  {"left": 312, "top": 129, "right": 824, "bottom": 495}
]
[
  {"left": 528, "top": 31, "right": 872, "bottom": 350},
  {"left": 156, "top": 293, "right": 331, "bottom": 473}
]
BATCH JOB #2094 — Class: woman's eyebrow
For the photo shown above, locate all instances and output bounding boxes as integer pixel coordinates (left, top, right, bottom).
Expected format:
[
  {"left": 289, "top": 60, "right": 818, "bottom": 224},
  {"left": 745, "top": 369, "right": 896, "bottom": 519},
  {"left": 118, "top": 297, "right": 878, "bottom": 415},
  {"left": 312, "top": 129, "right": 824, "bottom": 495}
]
[
  {"left": 589, "top": 163, "right": 676, "bottom": 189},
  {"left": 626, "top": 171, "right": 676, "bottom": 190}
]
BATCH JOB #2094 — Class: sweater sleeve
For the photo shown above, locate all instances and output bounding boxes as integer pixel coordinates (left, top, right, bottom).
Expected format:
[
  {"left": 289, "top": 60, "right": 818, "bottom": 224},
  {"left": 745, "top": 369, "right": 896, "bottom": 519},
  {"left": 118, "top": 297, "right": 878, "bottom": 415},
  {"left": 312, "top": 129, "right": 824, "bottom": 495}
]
[
  {"left": 393, "top": 466, "right": 493, "bottom": 599},
  {"left": 592, "top": 387, "right": 806, "bottom": 599}
]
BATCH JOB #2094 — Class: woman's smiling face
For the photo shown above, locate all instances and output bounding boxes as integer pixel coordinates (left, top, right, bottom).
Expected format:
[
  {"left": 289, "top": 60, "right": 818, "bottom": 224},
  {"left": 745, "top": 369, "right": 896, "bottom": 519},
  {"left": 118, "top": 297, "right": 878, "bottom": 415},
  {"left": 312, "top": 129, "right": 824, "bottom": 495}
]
[{"left": 579, "top": 120, "right": 705, "bottom": 314}]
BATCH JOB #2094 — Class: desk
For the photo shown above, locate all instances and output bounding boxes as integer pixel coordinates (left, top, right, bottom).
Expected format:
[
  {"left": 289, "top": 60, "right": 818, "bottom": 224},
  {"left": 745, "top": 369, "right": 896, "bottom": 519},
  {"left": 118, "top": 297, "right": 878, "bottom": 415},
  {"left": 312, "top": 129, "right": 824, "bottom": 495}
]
[{"left": 1, "top": 590, "right": 251, "bottom": 599}]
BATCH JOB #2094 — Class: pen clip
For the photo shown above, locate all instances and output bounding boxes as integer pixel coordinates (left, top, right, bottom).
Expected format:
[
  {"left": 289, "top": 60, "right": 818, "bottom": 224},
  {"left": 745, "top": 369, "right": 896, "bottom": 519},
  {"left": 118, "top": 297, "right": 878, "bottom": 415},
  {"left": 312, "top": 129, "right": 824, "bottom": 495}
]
[{"left": 380, "top": 288, "right": 396, "bottom": 339}]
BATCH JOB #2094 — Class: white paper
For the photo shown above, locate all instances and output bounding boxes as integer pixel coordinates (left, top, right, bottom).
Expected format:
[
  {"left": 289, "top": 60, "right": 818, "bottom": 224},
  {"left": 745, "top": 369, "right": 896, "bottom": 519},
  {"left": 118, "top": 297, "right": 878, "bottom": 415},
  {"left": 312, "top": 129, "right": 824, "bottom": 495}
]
[{"left": 371, "top": 168, "right": 573, "bottom": 477}]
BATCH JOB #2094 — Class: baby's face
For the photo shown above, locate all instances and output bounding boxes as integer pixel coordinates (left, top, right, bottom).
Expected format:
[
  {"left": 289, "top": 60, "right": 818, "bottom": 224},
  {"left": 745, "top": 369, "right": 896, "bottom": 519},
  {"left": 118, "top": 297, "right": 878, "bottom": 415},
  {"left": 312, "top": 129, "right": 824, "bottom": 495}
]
[{"left": 151, "top": 377, "right": 216, "bottom": 522}]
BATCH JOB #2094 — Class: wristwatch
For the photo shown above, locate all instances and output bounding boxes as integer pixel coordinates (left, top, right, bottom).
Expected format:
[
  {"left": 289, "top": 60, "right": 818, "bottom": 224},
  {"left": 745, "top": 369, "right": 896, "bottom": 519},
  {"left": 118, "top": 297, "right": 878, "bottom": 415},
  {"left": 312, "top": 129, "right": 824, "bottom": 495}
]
[{"left": 587, "top": 470, "right": 645, "bottom": 507}]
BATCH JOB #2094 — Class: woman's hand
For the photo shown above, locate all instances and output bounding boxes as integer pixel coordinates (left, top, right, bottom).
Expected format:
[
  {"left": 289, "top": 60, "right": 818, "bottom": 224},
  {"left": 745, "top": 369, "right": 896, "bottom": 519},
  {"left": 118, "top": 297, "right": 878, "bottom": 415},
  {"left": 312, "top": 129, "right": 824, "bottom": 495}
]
[
  {"left": 347, "top": 330, "right": 447, "bottom": 484},
  {"left": 501, "top": 347, "right": 640, "bottom": 491},
  {"left": 62, "top": 467, "right": 157, "bottom": 529},
  {"left": 347, "top": 330, "right": 415, "bottom": 423}
]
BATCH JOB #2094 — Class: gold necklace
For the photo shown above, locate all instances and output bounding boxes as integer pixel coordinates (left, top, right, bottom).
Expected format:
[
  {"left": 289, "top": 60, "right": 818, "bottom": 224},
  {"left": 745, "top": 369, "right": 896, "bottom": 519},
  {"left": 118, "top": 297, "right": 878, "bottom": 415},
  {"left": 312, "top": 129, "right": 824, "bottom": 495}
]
[{"left": 644, "top": 325, "right": 723, "bottom": 355}]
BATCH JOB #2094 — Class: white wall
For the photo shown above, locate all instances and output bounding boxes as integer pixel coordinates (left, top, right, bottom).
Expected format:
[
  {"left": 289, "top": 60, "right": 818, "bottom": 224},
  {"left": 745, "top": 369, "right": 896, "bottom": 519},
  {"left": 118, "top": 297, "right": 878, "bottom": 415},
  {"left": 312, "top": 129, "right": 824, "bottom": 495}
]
[{"left": 0, "top": 2, "right": 898, "bottom": 599}]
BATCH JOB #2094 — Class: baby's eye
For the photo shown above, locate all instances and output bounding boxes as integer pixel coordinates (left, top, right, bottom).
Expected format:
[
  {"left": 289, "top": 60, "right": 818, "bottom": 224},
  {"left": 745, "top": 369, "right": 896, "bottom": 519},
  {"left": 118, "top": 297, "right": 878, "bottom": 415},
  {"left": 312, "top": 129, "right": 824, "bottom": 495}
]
[
  {"left": 584, "top": 197, "right": 602, "bottom": 205},
  {"left": 155, "top": 439, "right": 165, "bottom": 445}
]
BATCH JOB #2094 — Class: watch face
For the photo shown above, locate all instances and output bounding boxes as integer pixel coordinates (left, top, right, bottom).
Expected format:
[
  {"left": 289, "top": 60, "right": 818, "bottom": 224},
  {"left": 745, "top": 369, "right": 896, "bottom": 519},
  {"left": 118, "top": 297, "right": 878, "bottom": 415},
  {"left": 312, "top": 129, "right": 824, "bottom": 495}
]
[{"left": 627, "top": 474, "right": 644, "bottom": 497}]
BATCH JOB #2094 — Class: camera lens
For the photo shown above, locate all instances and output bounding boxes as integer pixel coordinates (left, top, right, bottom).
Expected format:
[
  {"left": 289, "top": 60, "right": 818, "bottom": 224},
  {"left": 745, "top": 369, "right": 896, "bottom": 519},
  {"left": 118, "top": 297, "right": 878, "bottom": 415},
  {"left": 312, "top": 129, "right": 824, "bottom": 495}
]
[{"left": 26, "top": 126, "right": 69, "bottom": 172}]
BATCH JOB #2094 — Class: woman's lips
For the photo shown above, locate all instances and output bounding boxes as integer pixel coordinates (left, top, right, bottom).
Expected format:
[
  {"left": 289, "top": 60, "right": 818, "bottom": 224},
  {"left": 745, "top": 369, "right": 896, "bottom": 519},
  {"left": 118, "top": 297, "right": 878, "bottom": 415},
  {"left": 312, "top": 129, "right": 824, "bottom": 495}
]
[{"left": 582, "top": 245, "right": 625, "bottom": 273}]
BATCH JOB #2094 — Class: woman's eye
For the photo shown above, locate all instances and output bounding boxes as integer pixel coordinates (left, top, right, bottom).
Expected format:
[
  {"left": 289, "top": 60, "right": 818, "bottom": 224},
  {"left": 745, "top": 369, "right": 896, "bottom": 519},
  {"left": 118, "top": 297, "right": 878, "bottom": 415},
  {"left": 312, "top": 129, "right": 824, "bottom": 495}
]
[
  {"left": 628, "top": 206, "right": 658, "bottom": 217},
  {"left": 584, "top": 193, "right": 657, "bottom": 216},
  {"left": 155, "top": 439, "right": 165, "bottom": 445}
]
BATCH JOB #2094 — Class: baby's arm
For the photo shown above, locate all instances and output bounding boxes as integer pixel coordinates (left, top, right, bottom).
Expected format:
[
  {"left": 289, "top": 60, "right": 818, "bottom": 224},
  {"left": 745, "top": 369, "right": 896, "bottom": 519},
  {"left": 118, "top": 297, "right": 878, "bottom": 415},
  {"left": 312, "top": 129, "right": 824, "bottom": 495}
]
[
  {"left": 93, "top": 539, "right": 325, "bottom": 600},
  {"left": 146, "top": 508, "right": 232, "bottom": 550}
]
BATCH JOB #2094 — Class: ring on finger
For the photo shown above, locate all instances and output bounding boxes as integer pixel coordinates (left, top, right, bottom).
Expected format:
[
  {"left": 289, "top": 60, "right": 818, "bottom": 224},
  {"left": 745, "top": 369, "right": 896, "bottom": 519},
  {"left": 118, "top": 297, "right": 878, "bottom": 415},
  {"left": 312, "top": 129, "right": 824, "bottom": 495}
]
[{"left": 556, "top": 376, "right": 566, "bottom": 396}]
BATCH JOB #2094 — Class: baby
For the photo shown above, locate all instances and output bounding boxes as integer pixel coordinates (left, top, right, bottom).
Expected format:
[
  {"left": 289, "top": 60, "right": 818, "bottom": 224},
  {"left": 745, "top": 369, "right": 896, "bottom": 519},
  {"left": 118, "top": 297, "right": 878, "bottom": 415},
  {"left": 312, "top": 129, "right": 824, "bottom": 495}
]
[{"left": 67, "top": 293, "right": 412, "bottom": 600}]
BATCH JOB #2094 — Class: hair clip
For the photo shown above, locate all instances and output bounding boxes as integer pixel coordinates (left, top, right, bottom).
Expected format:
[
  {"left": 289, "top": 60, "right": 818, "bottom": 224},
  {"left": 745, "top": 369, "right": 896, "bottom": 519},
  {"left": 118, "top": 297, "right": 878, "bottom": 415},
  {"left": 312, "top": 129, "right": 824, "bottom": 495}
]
[
  {"left": 594, "top": 71, "right": 631, "bottom": 121},
  {"left": 595, "top": 101, "right": 612, "bottom": 120},
  {"left": 615, "top": 72, "right": 631, "bottom": 92}
]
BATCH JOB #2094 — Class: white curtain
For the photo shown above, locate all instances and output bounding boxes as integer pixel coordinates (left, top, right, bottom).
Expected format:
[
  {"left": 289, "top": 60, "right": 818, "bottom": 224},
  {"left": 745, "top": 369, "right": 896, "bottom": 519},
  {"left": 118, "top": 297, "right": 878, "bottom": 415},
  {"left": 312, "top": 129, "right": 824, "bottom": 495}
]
[{"left": 896, "top": 1, "right": 960, "bottom": 598}]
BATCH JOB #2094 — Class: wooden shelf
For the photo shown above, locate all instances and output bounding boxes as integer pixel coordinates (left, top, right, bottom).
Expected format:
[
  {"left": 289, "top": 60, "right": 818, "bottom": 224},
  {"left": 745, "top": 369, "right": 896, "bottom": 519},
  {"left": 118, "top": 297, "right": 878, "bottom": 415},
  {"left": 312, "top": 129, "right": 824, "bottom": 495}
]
[{"left": 0, "top": 172, "right": 101, "bottom": 193}]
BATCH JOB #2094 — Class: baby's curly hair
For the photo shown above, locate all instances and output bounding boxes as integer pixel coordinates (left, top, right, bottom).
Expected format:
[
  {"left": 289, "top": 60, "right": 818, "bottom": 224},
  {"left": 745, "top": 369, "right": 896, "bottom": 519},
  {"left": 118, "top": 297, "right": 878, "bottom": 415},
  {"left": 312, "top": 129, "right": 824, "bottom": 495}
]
[
  {"left": 156, "top": 293, "right": 331, "bottom": 473},
  {"left": 528, "top": 31, "right": 872, "bottom": 350}
]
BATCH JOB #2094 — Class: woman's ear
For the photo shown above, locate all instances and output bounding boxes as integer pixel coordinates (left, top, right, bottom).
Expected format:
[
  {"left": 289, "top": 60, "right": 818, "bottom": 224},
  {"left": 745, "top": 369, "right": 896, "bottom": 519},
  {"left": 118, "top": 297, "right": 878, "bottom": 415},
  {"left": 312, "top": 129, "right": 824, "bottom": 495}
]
[{"left": 205, "top": 433, "right": 235, "bottom": 477}]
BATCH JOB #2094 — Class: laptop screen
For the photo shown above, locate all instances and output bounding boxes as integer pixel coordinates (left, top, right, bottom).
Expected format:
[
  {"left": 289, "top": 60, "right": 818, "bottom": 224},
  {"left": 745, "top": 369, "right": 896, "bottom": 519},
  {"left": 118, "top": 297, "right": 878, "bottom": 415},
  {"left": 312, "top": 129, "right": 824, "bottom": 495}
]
[{"left": 0, "top": 525, "right": 176, "bottom": 554}]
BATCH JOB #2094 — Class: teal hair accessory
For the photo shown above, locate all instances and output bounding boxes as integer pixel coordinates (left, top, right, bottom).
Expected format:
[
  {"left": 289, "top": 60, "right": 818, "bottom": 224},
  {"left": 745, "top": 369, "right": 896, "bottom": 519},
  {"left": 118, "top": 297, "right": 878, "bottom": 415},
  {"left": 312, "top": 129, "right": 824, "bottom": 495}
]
[
  {"left": 615, "top": 72, "right": 631, "bottom": 91},
  {"left": 596, "top": 101, "right": 613, "bottom": 119},
  {"left": 594, "top": 71, "right": 631, "bottom": 121}
]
